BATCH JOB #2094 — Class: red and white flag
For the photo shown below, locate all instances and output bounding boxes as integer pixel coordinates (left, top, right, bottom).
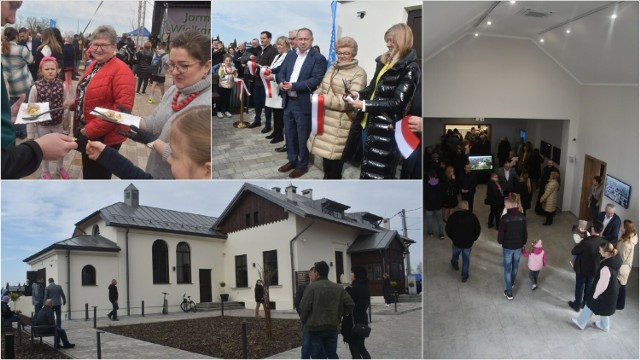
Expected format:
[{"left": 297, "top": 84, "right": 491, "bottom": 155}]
[
  {"left": 311, "top": 94, "right": 324, "bottom": 136},
  {"left": 394, "top": 115, "right": 420, "bottom": 158},
  {"left": 234, "top": 78, "right": 251, "bottom": 100},
  {"left": 248, "top": 60, "right": 258, "bottom": 76},
  {"left": 259, "top": 67, "right": 273, "bottom": 98}
]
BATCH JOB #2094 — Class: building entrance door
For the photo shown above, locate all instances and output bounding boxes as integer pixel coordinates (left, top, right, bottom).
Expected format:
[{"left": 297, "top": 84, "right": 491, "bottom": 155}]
[
  {"left": 199, "top": 269, "right": 212, "bottom": 302},
  {"left": 579, "top": 155, "right": 606, "bottom": 221}
]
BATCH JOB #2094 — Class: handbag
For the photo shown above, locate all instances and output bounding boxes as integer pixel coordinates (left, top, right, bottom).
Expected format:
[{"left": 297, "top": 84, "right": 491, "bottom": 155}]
[{"left": 352, "top": 323, "right": 371, "bottom": 338}]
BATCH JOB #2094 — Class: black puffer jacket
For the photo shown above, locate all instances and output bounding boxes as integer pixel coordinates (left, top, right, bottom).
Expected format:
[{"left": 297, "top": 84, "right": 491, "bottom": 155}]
[
  {"left": 343, "top": 49, "right": 421, "bottom": 179},
  {"left": 135, "top": 49, "right": 153, "bottom": 78},
  {"left": 586, "top": 254, "right": 622, "bottom": 316}
]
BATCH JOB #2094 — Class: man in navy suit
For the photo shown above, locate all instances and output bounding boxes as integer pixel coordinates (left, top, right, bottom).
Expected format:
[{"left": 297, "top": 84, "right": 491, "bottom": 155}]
[
  {"left": 274, "top": 28, "right": 326, "bottom": 178},
  {"left": 596, "top": 203, "right": 622, "bottom": 244}
]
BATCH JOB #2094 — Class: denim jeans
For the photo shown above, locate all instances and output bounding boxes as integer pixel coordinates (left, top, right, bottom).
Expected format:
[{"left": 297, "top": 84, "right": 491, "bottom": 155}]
[
  {"left": 574, "top": 273, "right": 594, "bottom": 307},
  {"left": 503, "top": 248, "right": 522, "bottom": 293},
  {"left": 529, "top": 270, "right": 539, "bottom": 285},
  {"left": 309, "top": 329, "right": 338, "bottom": 359},
  {"left": 301, "top": 326, "right": 311, "bottom": 359},
  {"left": 425, "top": 209, "right": 444, "bottom": 236},
  {"left": 576, "top": 305, "right": 610, "bottom": 331},
  {"left": 34, "top": 303, "right": 43, "bottom": 320},
  {"left": 52, "top": 305, "right": 62, "bottom": 328},
  {"left": 451, "top": 245, "right": 472, "bottom": 278},
  {"left": 107, "top": 301, "right": 118, "bottom": 319}
]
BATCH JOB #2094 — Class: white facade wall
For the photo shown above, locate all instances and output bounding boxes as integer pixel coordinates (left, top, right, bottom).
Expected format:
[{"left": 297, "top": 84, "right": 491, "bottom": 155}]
[{"left": 337, "top": 1, "right": 422, "bottom": 77}]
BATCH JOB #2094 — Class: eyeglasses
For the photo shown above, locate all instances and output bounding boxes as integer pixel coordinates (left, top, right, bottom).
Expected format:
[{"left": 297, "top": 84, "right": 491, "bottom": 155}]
[
  {"left": 166, "top": 62, "right": 198, "bottom": 73},
  {"left": 91, "top": 43, "right": 113, "bottom": 50},
  {"left": 336, "top": 51, "right": 352, "bottom": 56}
]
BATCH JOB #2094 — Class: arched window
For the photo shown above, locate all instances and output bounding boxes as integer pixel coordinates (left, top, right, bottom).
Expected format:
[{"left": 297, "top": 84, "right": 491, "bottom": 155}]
[
  {"left": 81, "top": 265, "right": 96, "bottom": 285},
  {"left": 176, "top": 242, "right": 191, "bottom": 284},
  {"left": 152, "top": 240, "right": 169, "bottom": 284},
  {"left": 92, "top": 224, "right": 100, "bottom": 235}
]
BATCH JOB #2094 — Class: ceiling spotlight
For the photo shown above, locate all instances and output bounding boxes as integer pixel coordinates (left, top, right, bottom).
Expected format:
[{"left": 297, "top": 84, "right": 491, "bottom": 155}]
[
  {"left": 510, "top": 1, "right": 516, "bottom": 3},
  {"left": 475, "top": 32, "right": 479, "bottom": 37},
  {"left": 540, "top": 38, "right": 544, "bottom": 43},
  {"left": 487, "top": 19, "right": 492, "bottom": 25},
  {"left": 611, "top": 14, "right": 617, "bottom": 19},
  {"left": 566, "top": 29, "right": 571, "bottom": 34}
]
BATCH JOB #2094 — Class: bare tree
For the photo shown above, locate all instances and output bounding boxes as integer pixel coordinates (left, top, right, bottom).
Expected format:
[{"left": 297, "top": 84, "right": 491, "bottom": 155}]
[
  {"left": 16, "top": 16, "right": 50, "bottom": 34},
  {"left": 255, "top": 264, "right": 273, "bottom": 339}
]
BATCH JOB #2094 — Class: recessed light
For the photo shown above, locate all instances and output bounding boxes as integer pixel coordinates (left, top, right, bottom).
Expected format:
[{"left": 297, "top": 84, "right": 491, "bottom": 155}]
[
  {"left": 566, "top": 29, "right": 571, "bottom": 34},
  {"left": 540, "top": 38, "right": 544, "bottom": 43},
  {"left": 611, "top": 14, "right": 617, "bottom": 19},
  {"left": 510, "top": 1, "right": 516, "bottom": 3},
  {"left": 475, "top": 33, "right": 479, "bottom": 37},
  {"left": 487, "top": 19, "right": 492, "bottom": 25}
]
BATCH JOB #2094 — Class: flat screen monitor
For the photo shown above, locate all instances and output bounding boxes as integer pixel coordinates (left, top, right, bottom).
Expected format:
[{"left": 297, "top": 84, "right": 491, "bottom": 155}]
[
  {"left": 604, "top": 175, "right": 631, "bottom": 209},
  {"left": 552, "top": 146, "right": 561, "bottom": 164},
  {"left": 468, "top": 155, "right": 493, "bottom": 171},
  {"left": 519, "top": 130, "right": 526, "bottom": 142},
  {"left": 540, "top": 141, "right": 552, "bottom": 158}
]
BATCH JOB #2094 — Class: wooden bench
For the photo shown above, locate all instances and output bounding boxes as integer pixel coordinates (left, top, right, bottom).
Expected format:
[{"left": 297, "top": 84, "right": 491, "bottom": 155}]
[{"left": 17, "top": 314, "right": 59, "bottom": 354}]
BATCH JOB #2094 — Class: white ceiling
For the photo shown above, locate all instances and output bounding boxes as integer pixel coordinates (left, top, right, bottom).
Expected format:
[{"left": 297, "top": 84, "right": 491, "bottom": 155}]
[{"left": 423, "top": 1, "right": 639, "bottom": 85}]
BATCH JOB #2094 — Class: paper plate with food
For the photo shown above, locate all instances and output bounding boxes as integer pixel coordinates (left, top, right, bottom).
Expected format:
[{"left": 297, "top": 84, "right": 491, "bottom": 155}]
[
  {"left": 15, "top": 103, "right": 52, "bottom": 124},
  {"left": 91, "top": 107, "right": 141, "bottom": 127}
]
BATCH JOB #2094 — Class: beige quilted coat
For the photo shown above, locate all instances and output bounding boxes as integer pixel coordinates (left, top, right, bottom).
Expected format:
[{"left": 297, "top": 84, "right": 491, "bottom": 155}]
[
  {"left": 617, "top": 234, "right": 637, "bottom": 285},
  {"left": 307, "top": 59, "right": 367, "bottom": 160},
  {"left": 540, "top": 179, "right": 559, "bottom": 212}
]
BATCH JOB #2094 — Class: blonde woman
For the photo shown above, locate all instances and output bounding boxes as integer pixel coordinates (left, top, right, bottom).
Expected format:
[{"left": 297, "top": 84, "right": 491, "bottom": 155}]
[
  {"left": 616, "top": 220, "right": 637, "bottom": 310},
  {"left": 307, "top": 36, "right": 366, "bottom": 179},
  {"left": 343, "top": 23, "right": 420, "bottom": 179},
  {"left": 540, "top": 171, "right": 559, "bottom": 225}
]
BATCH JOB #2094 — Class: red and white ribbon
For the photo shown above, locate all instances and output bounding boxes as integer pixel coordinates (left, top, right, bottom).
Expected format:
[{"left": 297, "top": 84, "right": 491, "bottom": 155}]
[
  {"left": 234, "top": 78, "right": 251, "bottom": 100},
  {"left": 311, "top": 94, "right": 324, "bottom": 136},
  {"left": 259, "top": 67, "right": 273, "bottom": 98},
  {"left": 248, "top": 59, "right": 258, "bottom": 76},
  {"left": 394, "top": 115, "right": 421, "bottom": 159}
]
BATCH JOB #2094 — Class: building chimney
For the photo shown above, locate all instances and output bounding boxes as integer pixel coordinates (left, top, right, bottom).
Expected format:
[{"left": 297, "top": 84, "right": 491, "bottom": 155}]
[
  {"left": 285, "top": 185, "right": 297, "bottom": 201},
  {"left": 124, "top": 184, "right": 139, "bottom": 208},
  {"left": 272, "top": 187, "right": 281, "bottom": 193},
  {"left": 301, "top": 189, "right": 313, "bottom": 199},
  {"left": 381, "top": 218, "right": 390, "bottom": 230}
]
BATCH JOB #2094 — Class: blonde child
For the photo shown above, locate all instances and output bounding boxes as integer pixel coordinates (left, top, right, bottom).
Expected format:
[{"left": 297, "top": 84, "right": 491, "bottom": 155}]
[
  {"left": 571, "top": 220, "right": 590, "bottom": 267},
  {"left": 216, "top": 54, "right": 237, "bottom": 118},
  {"left": 522, "top": 239, "right": 547, "bottom": 290},
  {"left": 28, "top": 57, "right": 71, "bottom": 179},
  {"left": 85, "top": 105, "right": 211, "bottom": 179}
]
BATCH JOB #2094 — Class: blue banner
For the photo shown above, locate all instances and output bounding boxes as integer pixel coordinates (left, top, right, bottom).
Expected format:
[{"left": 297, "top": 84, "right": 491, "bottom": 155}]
[
  {"left": 326, "top": 1, "right": 337, "bottom": 70},
  {"left": 50, "top": 19, "right": 56, "bottom": 28}
]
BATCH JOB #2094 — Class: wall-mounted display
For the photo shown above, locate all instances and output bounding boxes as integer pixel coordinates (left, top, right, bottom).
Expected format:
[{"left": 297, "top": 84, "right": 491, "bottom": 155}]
[
  {"left": 552, "top": 146, "right": 561, "bottom": 164},
  {"left": 540, "top": 140, "right": 552, "bottom": 159},
  {"left": 468, "top": 155, "right": 494, "bottom": 171},
  {"left": 604, "top": 174, "right": 631, "bottom": 209}
]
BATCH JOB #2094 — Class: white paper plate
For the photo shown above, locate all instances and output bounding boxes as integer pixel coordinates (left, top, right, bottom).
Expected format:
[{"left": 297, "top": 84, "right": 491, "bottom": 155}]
[
  {"left": 15, "top": 102, "right": 52, "bottom": 124},
  {"left": 91, "top": 107, "right": 141, "bottom": 127}
]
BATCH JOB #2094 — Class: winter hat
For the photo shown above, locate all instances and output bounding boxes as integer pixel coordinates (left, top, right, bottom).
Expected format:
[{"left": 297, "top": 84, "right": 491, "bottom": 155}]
[
  {"left": 533, "top": 240, "right": 542, "bottom": 248},
  {"left": 1, "top": 296, "right": 10, "bottom": 303}
]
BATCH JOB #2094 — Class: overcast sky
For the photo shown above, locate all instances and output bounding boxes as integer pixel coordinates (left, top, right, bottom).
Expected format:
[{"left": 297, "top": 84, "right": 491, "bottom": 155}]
[
  {"left": 212, "top": 1, "right": 334, "bottom": 58},
  {"left": 1, "top": 181, "right": 422, "bottom": 287},
  {"left": 12, "top": 1, "right": 154, "bottom": 37}
]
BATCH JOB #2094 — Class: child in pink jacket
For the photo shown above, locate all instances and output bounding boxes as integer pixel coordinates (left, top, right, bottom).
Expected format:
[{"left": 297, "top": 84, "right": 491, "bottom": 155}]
[{"left": 522, "top": 239, "right": 547, "bottom": 290}]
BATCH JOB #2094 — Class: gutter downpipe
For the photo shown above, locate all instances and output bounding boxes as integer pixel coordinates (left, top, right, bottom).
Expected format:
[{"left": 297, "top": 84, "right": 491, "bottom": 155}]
[
  {"left": 67, "top": 247, "right": 71, "bottom": 320},
  {"left": 289, "top": 219, "right": 316, "bottom": 304},
  {"left": 126, "top": 228, "right": 130, "bottom": 316}
]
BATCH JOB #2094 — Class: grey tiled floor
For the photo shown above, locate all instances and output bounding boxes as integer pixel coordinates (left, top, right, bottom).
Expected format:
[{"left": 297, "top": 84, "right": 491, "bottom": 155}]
[{"left": 424, "top": 185, "right": 639, "bottom": 359}]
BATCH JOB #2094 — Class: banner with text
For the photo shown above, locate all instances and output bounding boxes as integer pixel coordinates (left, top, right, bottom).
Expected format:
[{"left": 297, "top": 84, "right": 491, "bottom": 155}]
[{"left": 166, "top": 7, "right": 211, "bottom": 38}]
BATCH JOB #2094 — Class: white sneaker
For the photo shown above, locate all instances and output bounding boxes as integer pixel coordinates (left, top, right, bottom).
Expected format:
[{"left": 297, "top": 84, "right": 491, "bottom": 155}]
[
  {"left": 571, "top": 318, "right": 585, "bottom": 330},
  {"left": 531, "top": 284, "right": 537, "bottom": 290},
  {"left": 225, "top": 112, "right": 232, "bottom": 117},
  {"left": 217, "top": 112, "right": 224, "bottom": 119}
]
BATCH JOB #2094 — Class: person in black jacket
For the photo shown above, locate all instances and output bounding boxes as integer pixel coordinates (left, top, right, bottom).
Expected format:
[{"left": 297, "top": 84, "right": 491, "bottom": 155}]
[
  {"left": 425, "top": 169, "right": 445, "bottom": 239},
  {"left": 343, "top": 23, "right": 420, "bottom": 179},
  {"left": 254, "top": 280, "right": 265, "bottom": 318},
  {"left": 446, "top": 201, "right": 481, "bottom": 282},
  {"left": 107, "top": 279, "right": 119, "bottom": 321},
  {"left": 35, "top": 299, "right": 75, "bottom": 348},
  {"left": 458, "top": 164, "right": 477, "bottom": 213},
  {"left": 498, "top": 193, "right": 527, "bottom": 300},
  {"left": 341, "top": 266, "right": 371, "bottom": 359},
  {"left": 486, "top": 172, "right": 505, "bottom": 229},
  {"left": 135, "top": 42, "right": 154, "bottom": 95},
  {"left": 572, "top": 241, "right": 622, "bottom": 332},
  {"left": 569, "top": 221, "right": 605, "bottom": 312}
]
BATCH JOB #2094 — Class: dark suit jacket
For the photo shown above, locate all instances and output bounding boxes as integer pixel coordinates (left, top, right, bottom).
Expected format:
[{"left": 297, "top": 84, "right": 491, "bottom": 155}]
[
  {"left": 497, "top": 167, "right": 518, "bottom": 194},
  {"left": 274, "top": 48, "right": 327, "bottom": 114},
  {"left": 596, "top": 212, "right": 622, "bottom": 243},
  {"left": 18, "top": 38, "right": 41, "bottom": 58}
]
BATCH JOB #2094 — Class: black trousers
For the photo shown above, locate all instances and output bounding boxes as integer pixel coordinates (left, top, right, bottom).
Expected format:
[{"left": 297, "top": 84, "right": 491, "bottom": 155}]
[
  {"left": 488, "top": 204, "right": 503, "bottom": 227},
  {"left": 323, "top": 158, "right": 344, "bottom": 179},
  {"left": 461, "top": 191, "right": 475, "bottom": 213},
  {"left": 617, "top": 282, "right": 626, "bottom": 310},
  {"left": 348, "top": 336, "right": 371, "bottom": 359},
  {"left": 271, "top": 108, "right": 284, "bottom": 140},
  {"left": 81, "top": 143, "right": 122, "bottom": 179},
  {"left": 544, "top": 210, "right": 555, "bottom": 224},
  {"left": 136, "top": 77, "right": 149, "bottom": 93}
]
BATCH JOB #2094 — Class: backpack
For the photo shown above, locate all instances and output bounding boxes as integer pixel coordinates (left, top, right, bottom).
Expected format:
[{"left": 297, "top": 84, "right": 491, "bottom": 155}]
[
  {"left": 116, "top": 45, "right": 133, "bottom": 64},
  {"left": 149, "top": 53, "right": 166, "bottom": 75}
]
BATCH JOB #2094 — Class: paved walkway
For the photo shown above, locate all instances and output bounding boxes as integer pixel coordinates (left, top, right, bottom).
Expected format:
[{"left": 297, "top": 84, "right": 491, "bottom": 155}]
[
  {"left": 18, "top": 74, "right": 173, "bottom": 180},
  {"left": 22, "top": 302, "right": 421, "bottom": 359},
  {"left": 212, "top": 110, "right": 361, "bottom": 179}
]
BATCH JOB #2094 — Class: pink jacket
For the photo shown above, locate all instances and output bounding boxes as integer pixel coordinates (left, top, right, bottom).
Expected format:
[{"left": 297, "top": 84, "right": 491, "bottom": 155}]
[{"left": 522, "top": 240, "right": 547, "bottom": 271}]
